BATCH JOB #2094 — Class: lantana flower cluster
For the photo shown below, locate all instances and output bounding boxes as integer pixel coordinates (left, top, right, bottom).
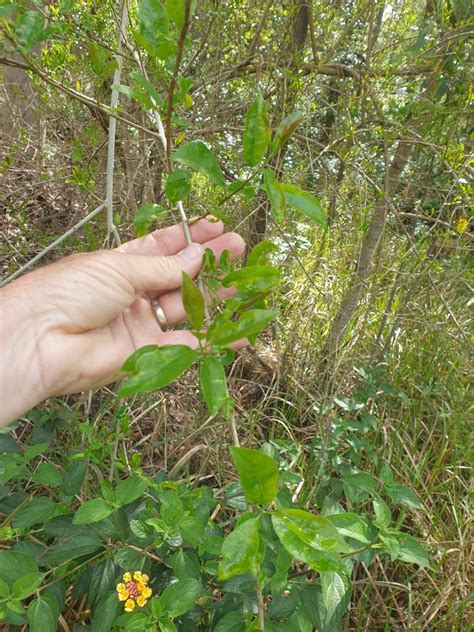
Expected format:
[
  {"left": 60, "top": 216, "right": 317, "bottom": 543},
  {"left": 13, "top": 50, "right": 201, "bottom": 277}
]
[{"left": 116, "top": 570, "right": 152, "bottom": 612}]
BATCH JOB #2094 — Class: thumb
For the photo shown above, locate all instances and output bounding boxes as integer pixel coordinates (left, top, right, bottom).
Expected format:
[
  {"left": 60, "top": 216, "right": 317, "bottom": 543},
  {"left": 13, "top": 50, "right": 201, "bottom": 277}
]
[{"left": 119, "top": 243, "right": 204, "bottom": 293}]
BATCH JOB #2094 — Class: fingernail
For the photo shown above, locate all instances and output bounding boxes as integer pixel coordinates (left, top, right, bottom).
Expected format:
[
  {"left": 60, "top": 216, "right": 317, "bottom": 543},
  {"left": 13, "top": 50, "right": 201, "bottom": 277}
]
[{"left": 180, "top": 243, "right": 203, "bottom": 262}]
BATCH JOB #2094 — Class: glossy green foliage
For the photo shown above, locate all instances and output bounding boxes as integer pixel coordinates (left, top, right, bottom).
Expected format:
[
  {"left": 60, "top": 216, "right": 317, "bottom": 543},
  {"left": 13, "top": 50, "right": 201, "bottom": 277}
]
[
  {"left": 181, "top": 271, "right": 205, "bottom": 331},
  {"left": 134, "top": 203, "right": 167, "bottom": 237},
  {"left": 173, "top": 141, "right": 225, "bottom": 187},
  {"left": 199, "top": 356, "right": 228, "bottom": 415},
  {"left": 281, "top": 184, "right": 327, "bottom": 228},
  {"left": 165, "top": 168, "right": 192, "bottom": 203},
  {"left": 230, "top": 447, "right": 279, "bottom": 505},
  {"left": 119, "top": 345, "right": 199, "bottom": 396},
  {"left": 243, "top": 93, "right": 271, "bottom": 167}
]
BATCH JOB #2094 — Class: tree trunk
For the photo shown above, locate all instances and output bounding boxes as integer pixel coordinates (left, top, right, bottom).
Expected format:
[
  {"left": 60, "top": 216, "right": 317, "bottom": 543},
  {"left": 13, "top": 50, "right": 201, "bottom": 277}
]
[{"left": 323, "top": 140, "right": 412, "bottom": 359}]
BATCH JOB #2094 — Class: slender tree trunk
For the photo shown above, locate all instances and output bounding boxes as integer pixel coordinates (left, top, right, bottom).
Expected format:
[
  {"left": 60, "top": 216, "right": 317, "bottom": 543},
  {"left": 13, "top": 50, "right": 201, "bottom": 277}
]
[{"left": 323, "top": 140, "right": 412, "bottom": 359}]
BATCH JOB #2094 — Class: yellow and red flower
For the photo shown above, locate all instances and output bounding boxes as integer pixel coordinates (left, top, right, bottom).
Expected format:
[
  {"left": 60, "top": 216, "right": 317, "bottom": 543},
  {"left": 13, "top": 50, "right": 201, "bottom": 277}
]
[{"left": 116, "top": 570, "right": 152, "bottom": 611}]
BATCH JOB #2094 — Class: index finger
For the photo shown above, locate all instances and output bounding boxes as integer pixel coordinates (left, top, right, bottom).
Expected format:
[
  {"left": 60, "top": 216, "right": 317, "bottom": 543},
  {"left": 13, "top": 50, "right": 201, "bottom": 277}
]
[{"left": 117, "top": 217, "right": 224, "bottom": 256}]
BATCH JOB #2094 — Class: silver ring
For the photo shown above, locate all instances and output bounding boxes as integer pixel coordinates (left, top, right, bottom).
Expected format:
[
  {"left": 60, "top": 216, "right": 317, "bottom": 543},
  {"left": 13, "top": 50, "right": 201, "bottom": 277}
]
[{"left": 151, "top": 299, "right": 169, "bottom": 329}]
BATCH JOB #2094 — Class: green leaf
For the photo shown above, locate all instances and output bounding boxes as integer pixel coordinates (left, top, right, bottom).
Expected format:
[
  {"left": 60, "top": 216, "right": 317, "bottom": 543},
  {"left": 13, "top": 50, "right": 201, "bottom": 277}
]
[
  {"left": 263, "top": 169, "right": 286, "bottom": 223},
  {"left": 272, "top": 513, "right": 344, "bottom": 573},
  {"left": 130, "top": 71, "right": 163, "bottom": 108},
  {"left": 115, "top": 477, "right": 148, "bottom": 507},
  {"left": 139, "top": 0, "right": 169, "bottom": 49},
  {"left": 182, "top": 272, "right": 205, "bottom": 331},
  {"left": 172, "top": 141, "right": 225, "bottom": 187},
  {"left": 271, "top": 111, "right": 303, "bottom": 154},
  {"left": 372, "top": 496, "right": 391, "bottom": 529},
  {"left": 165, "top": 0, "right": 196, "bottom": 28},
  {"left": 0, "top": 577, "right": 9, "bottom": 598},
  {"left": 122, "top": 612, "right": 149, "bottom": 631},
  {"left": 13, "top": 497, "right": 64, "bottom": 529},
  {"left": 384, "top": 484, "right": 422, "bottom": 509},
  {"left": 12, "top": 572, "right": 44, "bottom": 600},
  {"left": 114, "top": 547, "right": 143, "bottom": 570},
  {"left": 218, "top": 516, "right": 262, "bottom": 580},
  {"left": 119, "top": 345, "right": 199, "bottom": 396},
  {"left": 326, "top": 512, "right": 371, "bottom": 544},
  {"left": 247, "top": 240, "right": 279, "bottom": 267},
  {"left": 0, "top": 433, "right": 21, "bottom": 453},
  {"left": 16, "top": 11, "right": 46, "bottom": 51},
  {"left": 72, "top": 498, "right": 113, "bottom": 525},
  {"left": 88, "top": 559, "right": 118, "bottom": 609},
  {"left": 380, "top": 530, "right": 432, "bottom": 568},
  {"left": 159, "top": 578, "right": 203, "bottom": 617},
  {"left": 31, "top": 463, "right": 63, "bottom": 487},
  {"left": 41, "top": 536, "right": 103, "bottom": 566},
  {"left": 281, "top": 183, "right": 326, "bottom": 228},
  {"left": 165, "top": 168, "right": 192, "bottom": 203},
  {"left": 230, "top": 446, "right": 278, "bottom": 505},
  {"left": 91, "top": 590, "right": 121, "bottom": 632},
  {"left": 320, "top": 571, "right": 351, "bottom": 626},
  {"left": 134, "top": 203, "right": 167, "bottom": 237},
  {"left": 273, "top": 509, "right": 350, "bottom": 553},
  {"left": 27, "top": 595, "right": 56, "bottom": 632},
  {"left": 222, "top": 266, "right": 280, "bottom": 295},
  {"left": 61, "top": 459, "right": 88, "bottom": 496},
  {"left": 200, "top": 356, "right": 228, "bottom": 416},
  {"left": 207, "top": 309, "right": 278, "bottom": 346},
  {"left": 0, "top": 552, "right": 38, "bottom": 586},
  {"left": 243, "top": 92, "right": 271, "bottom": 167},
  {"left": 343, "top": 472, "right": 378, "bottom": 494}
]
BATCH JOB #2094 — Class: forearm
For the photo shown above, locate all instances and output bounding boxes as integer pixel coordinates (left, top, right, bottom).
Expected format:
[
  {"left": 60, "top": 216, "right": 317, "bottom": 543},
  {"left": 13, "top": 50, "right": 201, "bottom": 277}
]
[{"left": 0, "top": 280, "right": 47, "bottom": 427}]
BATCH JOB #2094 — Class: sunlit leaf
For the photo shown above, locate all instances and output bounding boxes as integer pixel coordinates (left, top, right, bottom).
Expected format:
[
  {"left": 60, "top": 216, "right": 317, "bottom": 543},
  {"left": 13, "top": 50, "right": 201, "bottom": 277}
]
[
  {"left": 173, "top": 141, "right": 225, "bottom": 187},
  {"left": 230, "top": 447, "right": 278, "bottom": 505},
  {"left": 200, "top": 356, "right": 228, "bottom": 416},
  {"left": 218, "top": 516, "right": 262, "bottom": 579},
  {"left": 281, "top": 183, "right": 326, "bottom": 228},
  {"left": 119, "top": 345, "right": 199, "bottom": 396},
  {"left": 243, "top": 92, "right": 271, "bottom": 167}
]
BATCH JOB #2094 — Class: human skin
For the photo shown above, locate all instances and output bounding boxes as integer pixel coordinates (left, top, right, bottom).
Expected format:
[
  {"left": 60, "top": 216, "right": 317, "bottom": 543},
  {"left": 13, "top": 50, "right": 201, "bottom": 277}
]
[{"left": 0, "top": 218, "right": 245, "bottom": 427}]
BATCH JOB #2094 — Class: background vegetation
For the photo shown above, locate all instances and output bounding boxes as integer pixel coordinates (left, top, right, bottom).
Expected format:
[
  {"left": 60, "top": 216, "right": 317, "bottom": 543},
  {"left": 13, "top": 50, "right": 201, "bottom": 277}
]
[{"left": 0, "top": 0, "right": 472, "bottom": 630}]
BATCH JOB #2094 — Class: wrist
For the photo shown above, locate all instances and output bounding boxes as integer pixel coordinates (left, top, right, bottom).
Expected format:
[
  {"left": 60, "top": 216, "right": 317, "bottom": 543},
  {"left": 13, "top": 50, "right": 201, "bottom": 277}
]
[{"left": 0, "top": 279, "right": 49, "bottom": 427}]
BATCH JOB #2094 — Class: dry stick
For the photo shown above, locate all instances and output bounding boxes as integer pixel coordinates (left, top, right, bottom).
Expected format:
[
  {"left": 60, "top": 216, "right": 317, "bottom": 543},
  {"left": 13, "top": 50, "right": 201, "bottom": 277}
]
[{"left": 0, "top": 202, "right": 105, "bottom": 286}]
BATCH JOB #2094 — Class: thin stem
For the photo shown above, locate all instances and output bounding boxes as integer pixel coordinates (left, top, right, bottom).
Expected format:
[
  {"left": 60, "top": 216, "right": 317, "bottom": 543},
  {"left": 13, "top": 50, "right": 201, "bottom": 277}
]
[
  {"left": 165, "top": 0, "right": 192, "bottom": 169},
  {"left": 0, "top": 203, "right": 105, "bottom": 286},
  {"left": 106, "top": 0, "right": 129, "bottom": 246}
]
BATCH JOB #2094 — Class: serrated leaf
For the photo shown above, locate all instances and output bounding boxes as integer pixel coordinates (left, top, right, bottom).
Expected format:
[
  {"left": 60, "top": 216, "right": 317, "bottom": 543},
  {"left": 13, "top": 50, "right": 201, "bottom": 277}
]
[
  {"left": 200, "top": 356, "right": 228, "bottom": 416},
  {"left": 27, "top": 595, "right": 56, "bottom": 632},
  {"left": 274, "top": 509, "right": 350, "bottom": 553},
  {"left": 12, "top": 572, "right": 44, "bottom": 600},
  {"left": 115, "top": 477, "right": 148, "bottom": 507},
  {"left": 31, "top": 463, "right": 63, "bottom": 487},
  {"left": 41, "top": 536, "right": 103, "bottom": 566},
  {"left": 119, "top": 345, "right": 199, "bottom": 396},
  {"left": 218, "top": 516, "right": 261, "bottom": 580},
  {"left": 243, "top": 92, "right": 271, "bottom": 167},
  {"left": 172, "top": 141, "right": 225, "bottom": 187},
  {"left": 72, "top": 498, "right": 113, "bottom": 525},
  {"left": 281, "top": 183, "right": 326, "bottom": 228},
  {"left": 326, "top": 512, "right": 371, "bottom": 544},
  {"left": 271, "top": 514, "right": 344, "bottom": 573},
  {"left": 13, "top": 497, "right": 64, "bottom": 529},
  {"left": 230, "top": 447, "right": 278, "bottom": 505},
  {"left": 159, "top": 578, "right": 203, "bottom": 617}
]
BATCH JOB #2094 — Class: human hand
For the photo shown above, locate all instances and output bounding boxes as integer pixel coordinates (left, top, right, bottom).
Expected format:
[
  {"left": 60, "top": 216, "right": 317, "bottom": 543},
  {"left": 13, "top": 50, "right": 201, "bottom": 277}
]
[{"left": 0, "top": 218, "right": 245, "bottom": 425}]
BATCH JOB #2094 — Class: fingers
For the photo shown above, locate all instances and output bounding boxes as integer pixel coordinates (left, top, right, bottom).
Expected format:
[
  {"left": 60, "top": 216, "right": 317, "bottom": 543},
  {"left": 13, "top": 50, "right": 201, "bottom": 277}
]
[
  {"left": 117, "top": 243, "right": 205, "bottom": 294},
  {"left": 147, "top": 231, "right": 246, "bottom": 324},
  {"left": 117, "top": 217, "right": 225, "bottom": 256}
]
